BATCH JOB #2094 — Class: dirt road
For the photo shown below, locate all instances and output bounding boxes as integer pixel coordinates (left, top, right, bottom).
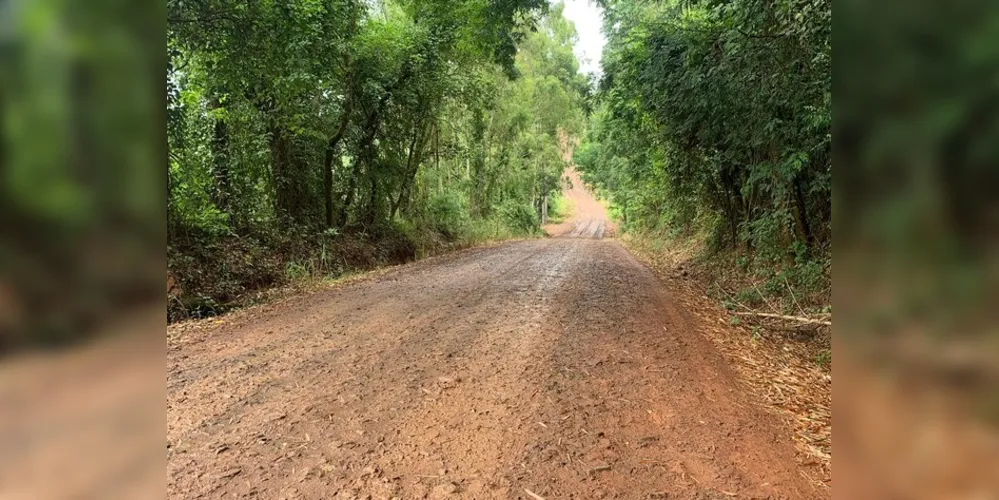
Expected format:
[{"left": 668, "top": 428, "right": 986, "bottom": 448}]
[
  {"left": 168, "top": 176, "right": 820, "bottom": 499},
  {"left": 543, "top": 169, "right": 613, "bottom": 239}
]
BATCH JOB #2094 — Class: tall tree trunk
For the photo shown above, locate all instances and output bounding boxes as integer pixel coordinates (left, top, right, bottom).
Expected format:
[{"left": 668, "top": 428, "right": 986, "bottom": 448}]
[
  {"left": 339, "top": 159, "right": 360, "bottom": 227},
  {"left": 324, "top": 142, "right": 335, "bottom": 228},
  {"left": 719, "top": 167, "right": 741, "bottom": 248},
  {"left": 339, "top": 62, "right": 414, "bottom": 227},
  {"left": 366, "top": 172, "right": 378, "bottom": 226},
  {"left": 390, "top": 126, "right": 421, "bottom": 220},
  {"left": 435, "top": 122, "right": 442, "bottom": 194},
  {"left": 352, "top": 117, "right": 381, "bottom": 226},
  {"left": 541, "top": 194, "right": 548, "bottom": 224},
  {"left": 324, "top": 106, "right": 352, "bottom": 228},
  {"left": 209, "top": 97, "right": 231, "bottom": 224},
  {"left": 391, "top": 123, "right": 431, "bottom": 219}
]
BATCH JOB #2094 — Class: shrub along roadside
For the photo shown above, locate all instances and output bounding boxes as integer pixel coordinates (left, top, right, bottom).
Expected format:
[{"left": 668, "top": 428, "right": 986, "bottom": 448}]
[
  {"left": 167, "top": 218, "right": 537, "bottom": 323},
  {"left": 545, "top": 193, "right": 573, "bottom": 225},
  {"left": 575, "top": 0, "right": 831, "bottom": 312},
  {"left": 617, "top": 226, "right": 832, "bottom": 485},
  {"left": 619, "top": 225, "right": 831, "bottom": 336}
]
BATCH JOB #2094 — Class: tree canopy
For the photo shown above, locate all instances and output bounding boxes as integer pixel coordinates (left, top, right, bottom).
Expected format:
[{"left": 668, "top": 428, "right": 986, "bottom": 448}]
[
  {"left": 576, "top": 0, "right": 831, "bottom": 287},
  {"left": 167, "top": 0, "right": 588, "bottom": 317}
]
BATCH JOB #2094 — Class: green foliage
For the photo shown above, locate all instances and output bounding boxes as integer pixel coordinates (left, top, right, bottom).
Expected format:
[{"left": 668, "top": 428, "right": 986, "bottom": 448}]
[
  {"left": 546, "top": 194, "right": 573, "bottom": 224},
  {"left": 576, "top": 0, "right": 831, "bottom": 290},
  {"left": 166, "top": 0, "right": 587, "bottom": 319},
  {"left": 497, "top": 199, "right": 540, "bottom": 233},
  {"left": 167, "top": 0, "right": 586, "bottom": 236},
  {"left": 285, "top": 261, "right": 310, "bottom": 281},
  {"left": 422, "top": 192, "right": 471, "bottom": 240}
]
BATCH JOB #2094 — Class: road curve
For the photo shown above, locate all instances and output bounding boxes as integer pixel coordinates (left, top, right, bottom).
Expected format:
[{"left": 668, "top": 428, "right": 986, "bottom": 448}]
[{"left": 168, "top": 238, "right": 819, "bottom": 499}]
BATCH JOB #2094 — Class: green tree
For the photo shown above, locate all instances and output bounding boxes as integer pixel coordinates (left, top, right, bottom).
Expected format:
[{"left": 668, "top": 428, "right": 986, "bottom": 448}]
[
  {"left": 166, "top": 0, "right": 587, "bottom": 319},
  {"left": 577, "top": 0, "right": 830, "bottom": 276}
]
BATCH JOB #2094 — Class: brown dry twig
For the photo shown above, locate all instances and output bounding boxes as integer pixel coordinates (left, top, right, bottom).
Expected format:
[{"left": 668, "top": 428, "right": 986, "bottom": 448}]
[
  {"left": 524, "top": 488, "right": 546, "bottom": 500},
  {"left": 732, "top": 311, "right": 831, "bottom": 326}
]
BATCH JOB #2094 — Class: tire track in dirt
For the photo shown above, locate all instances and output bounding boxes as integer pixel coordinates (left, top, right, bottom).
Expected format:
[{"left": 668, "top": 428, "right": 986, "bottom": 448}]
[
  {"left": 168, "top": 171, "right": 823, "bottom": 499},
  {"left": 519, "top": 241, "right": 815, "bottom": 499},
  {"left": 543, "top": 168, "right": 613, "bottom": 240},
  {"left": 168, "top": 239, "right": 819, "bottom": 499}
]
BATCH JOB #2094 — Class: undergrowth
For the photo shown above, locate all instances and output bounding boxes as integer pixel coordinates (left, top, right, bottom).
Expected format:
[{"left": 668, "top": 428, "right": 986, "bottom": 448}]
[
  {"left": 546, "top": 194, "right": 573, "bottom": 224},
  {"left": 168, "top": 214, "right": 537, "bottom": 323},
  {"left": 622, "top": 227, "right": 831, "bottom": 345}
]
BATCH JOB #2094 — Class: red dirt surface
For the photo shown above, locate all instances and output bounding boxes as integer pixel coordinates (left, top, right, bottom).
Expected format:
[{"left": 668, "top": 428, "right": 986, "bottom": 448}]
[
  {"left": 543, "top": 169, "right": 615, "bottom": 239},
  {"left": 168, "top": 178, "right": 824, "bottom": 499}
]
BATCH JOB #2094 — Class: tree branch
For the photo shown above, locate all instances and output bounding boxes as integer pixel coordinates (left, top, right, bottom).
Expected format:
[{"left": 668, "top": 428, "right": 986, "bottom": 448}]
[{"left": 733, "top": 311, "right": 831, "bottom": 326}]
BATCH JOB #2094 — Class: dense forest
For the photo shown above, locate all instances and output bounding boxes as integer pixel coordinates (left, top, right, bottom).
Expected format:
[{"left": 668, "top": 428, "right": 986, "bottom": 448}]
[
  {"left": 167, "top": 0, "right": 832, "bottom": 319},
  {"left": 167, "top": 0, "right": 588, "bottom": 318},
  {"left": 575, "top": 0, "right": 831, "bottom": 302}
]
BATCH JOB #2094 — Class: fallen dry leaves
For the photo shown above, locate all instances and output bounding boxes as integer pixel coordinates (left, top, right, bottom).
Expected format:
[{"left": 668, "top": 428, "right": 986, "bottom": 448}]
[{"left": 622, "top": 235, "right": 832, "bottom": 491}]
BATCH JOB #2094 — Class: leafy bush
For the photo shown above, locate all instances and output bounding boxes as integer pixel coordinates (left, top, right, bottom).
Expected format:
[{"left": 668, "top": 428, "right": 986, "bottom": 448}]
[
  {"left": 284, "top": 261, "right": 309, "bottom": 280},
  {"left": 497, "top": 199, "right": 539, "bottom": 233},
  {"left": 423, "top": 192, "right": 470, "bottom": 240},
  {"left": 545, "top": 194, "right": 572, "bottom": 224},
  {"left": 575, "top": 0, "right": 831, "bottom": 269},
  {"left": 165, "top": 1, "right": 588, "bottom": 322}
]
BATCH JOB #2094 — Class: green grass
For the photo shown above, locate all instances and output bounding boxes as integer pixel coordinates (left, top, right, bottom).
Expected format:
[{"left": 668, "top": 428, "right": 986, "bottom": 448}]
[
  {"left": 547, "top": 194, "right": 573, "bottom": 224},
  {"left": 398, "top": 215, "right": 537, "bottom": 260}
]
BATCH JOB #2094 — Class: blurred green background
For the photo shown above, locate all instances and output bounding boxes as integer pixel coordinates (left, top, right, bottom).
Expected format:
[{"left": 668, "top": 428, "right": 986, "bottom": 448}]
[
  {"left": 837, "top": 0, "right": 999, "bottom": 344},
  {"left": 0, "top": 0, "right": 164, "bottom": 350},
  {"left": 0, "top": 0, "right": 996, "bottom": 495},
  {"left": 836, "top": 0, "right": 999, "bottom": 496}
]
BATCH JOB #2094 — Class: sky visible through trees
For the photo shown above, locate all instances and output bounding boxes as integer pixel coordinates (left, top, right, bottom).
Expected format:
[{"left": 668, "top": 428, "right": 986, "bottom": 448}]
[
  {"left": 165, "top": 0, "right": 831, "bottom": 318},
  {"left": 167, "top": 0, "right": 590, "bottom": 317}
]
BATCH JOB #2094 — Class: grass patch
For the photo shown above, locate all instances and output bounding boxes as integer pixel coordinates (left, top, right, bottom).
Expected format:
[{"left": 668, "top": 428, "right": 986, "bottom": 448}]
[{"left": 547, "top": 194, "right": 574, "bottom": 224}]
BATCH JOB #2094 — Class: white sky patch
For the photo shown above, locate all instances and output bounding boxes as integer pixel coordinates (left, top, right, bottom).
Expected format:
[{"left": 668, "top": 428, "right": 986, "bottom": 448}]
[{"left": 561, "top": 0, "right": 606, "bottom": 78}]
